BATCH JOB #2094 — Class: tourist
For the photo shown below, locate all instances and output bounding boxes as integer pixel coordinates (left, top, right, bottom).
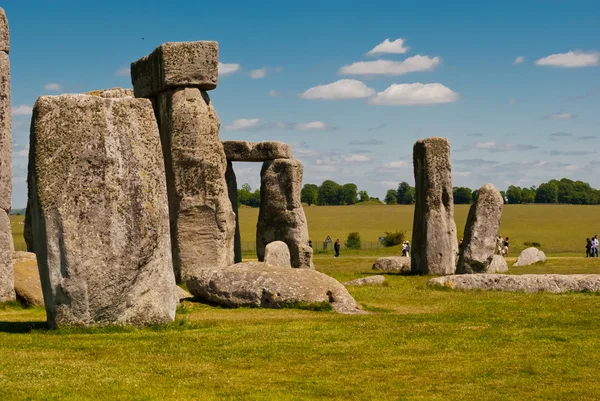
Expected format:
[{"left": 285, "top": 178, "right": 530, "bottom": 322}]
[
  {"left": 459, "top": 238, "right": 463, "bottom": 249},
  {"left": 402, "top": 242, "right": 407, "bottom": 257},
  {"left": 308, "top": 240, "right": 313, "bottom": 249},
  {"left": 586, "top": 238, "right": 592, "bottom": 258},
  {"left": 496, "top": 235, "right": 503, "bottom": 255},
  {"left": 405, "top": 241, "right": 410, "bottom": 257},
  {"left": 503, "top": 237, "right": 510, "bottom": 256},
  {"left": 594, "top": 235, "right": 599, "bottom": 257},
  {"left": 334, "top": 239, "right": 341, "bottom": 258}
]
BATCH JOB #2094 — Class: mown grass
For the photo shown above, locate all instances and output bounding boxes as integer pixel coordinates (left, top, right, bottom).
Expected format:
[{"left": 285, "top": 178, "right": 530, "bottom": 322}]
[{"left": 2, "top": 255, "right": 600, "bottom": 399}]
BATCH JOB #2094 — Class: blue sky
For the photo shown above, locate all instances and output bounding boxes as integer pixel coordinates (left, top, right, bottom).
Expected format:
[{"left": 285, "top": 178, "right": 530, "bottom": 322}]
[{"left": 5, "top": 0, "right": 600, "bottom": 207}]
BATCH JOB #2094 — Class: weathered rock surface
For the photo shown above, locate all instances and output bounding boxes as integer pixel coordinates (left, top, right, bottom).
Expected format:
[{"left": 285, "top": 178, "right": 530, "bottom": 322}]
[
  {"left": 186, "top": 262, "right": 361, "bottom": 313},
  {"left": 28, "top": 94, "right": 177, "bottom": 327},
  {"left": 456, "top": 184, "right": 504, "bottom": 274},
  {"left": 14, "top": 259, "right": 43, "bottom": 307},
  {"left": 411, "top": 137, "right": 458, "bottom": 275},
  {"left": 86, "top": 88, "right": 134, "bottom": 98},
  {"left": 156, "top": 88, "right": 235, "bottom": 282},
  {"left": 131, "top": 41, "right": 219, "bottom": 98},
  {"left": 264, "top": 241, "right": 292, "bottom": 268},
  {"left": 175, "top": 286, "right": 193, "bottom": 302},
  {"left": 513, "top": 247, "right": 547, "bottom": 267},
  {"left": 488, "top": 255, "right": 509, "bottom": 273},
  {"left": 257, "top": 159, "right": 313, "bottom": 269},
  {"left": 0, "top": 51, "right": 11, "bottom": 212},
  {"left": 225, "top": 161, "right": 241, "bottom": 263},
  {"left": 0, "top": 210, "right": 14, "bottom": 301},
  {"left": 372, "top": 256, "right": 411, "bottom": 274},
  {"left": 428, "top": 274, "right": 600, "bottom": 293},
  {"left": 222, "top": 141, "right": 292, "bottom": 162},
  {"left": 343, "top": 275, "right": 386, "bottom": 286},
  {"left": 0, "top": 8, "right": 8, "bottom": 53},
  {"left": 12, "top": 251, "right": 36, "bottom": 262}
]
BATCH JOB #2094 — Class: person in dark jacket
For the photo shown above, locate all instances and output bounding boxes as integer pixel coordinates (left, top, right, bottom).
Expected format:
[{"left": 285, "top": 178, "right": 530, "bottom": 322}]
[{"left": 334, "top": 239, "right": 341, "bottom": 258}]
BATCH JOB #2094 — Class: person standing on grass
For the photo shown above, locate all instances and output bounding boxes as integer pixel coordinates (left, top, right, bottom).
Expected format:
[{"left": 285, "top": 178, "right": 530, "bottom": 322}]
[
  {"left": 594, "top": 235, "right": 599, "bottom": 257},
  {"left": 334, "top": 239, "right": 341, "bottom": 258},
  {"left": 496, "top": 234, "right": 503, "bottom": 255},
  {"left": 405, "top": 241, "right": 410, "bottom": 257},
  {"left": 503, "top": 237, "right": 510, "bottom": 256},
  {"left": 586, "top": 238, "right": 592, "bottom": 258}
]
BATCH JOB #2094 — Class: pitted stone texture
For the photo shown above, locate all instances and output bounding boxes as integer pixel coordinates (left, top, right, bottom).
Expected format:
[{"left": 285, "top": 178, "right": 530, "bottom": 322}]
[
  {"left": 131, "top": 41, "right": 218, "bottom": 98},
  {"left": 343, "top": 275, "right": 385, "bottom": 286},
  {"left": 14, "top": 259, "right": 43, "bottom": 307},
  {"left": 257, "top": 159, "right": 314, "bottom": 269},
  {"left": 28, "top": 94, "right": 177, "bottom": 327},
  {"left": 264, "top": 241, "right": 292, "bottom": 268},
  {"left": 513, "top": 247, "right": 547, "bottom": 267},
  {"left": 225, "top": 161, "right": 241, "bottom": 263},
  {"left": 372, "top": 257, "right": 411, "bottom": 274},
  {"left": 0, "top": 210, "right": 15, "bottom": 302},
  {"left": 488, "top": 255, "right": 508, "bottom": 273},
  {"left": 86, "top": 88, "right": 134, "bottom": 98},
  {"left": 0, "top": 8, "right": 8, "bottom": 53},
  {"left": 411, "top": 137, "right": 458, "bottom": 275},
  {"left": 428, "top": 274, "right": 600, "bottom": 293},
  {"left": 456, "top": 184, "right": 504, "bottom": 274},
  {"left": 157, "top": 88, "right": 235, "bottom": 282},
  {"left": 222, "top": 141, "right": 293, "bottom": 162},
  {"left": 0, "top": 52, "right": 11, "bottom": 212},
  {"left": 186, "top": 262, "right": 361, "bottom": 314}
]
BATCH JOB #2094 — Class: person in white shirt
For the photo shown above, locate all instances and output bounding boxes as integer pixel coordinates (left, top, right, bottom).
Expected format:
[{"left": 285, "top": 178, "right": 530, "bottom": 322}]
[{"left": 593, "top": 235, "right": 599, "bottom": 257}]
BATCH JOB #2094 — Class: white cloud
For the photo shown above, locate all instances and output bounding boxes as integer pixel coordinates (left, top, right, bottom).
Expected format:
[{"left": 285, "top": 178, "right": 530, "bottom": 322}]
[
  {"left": 295, "top": 121, "right": 327, "bottom": 131},
  {"left": 12, "top": 105, "right": 32, "bottom": 116},
  {"left": 44, "top": 83, "right": 62, "bottom": 91},
  {"left": 535, "top": 51, "right": 599, "bottom": 68},
  {"left": 369, "top": 83, "right": 459, "bottom": 106},
  {"left": 513, "top": 56, "right": 524, "bottom": 64},
  {"left": 508, "top": 98, "right": 519, "bottom": 105},
  {"left": 223, "top": 118, "right": 261, "bottom": 131},
  {"left": 249, "top": 67, "right": 267, "bottom": 79},
  {"left": 299, "top": 79, "right": 375, "bottom": 100},
  {"left": 383, "top": 161, "right": 409, "bottom": 168},
  {"left": 344, "top": 154, "right": 370, "bottom": 162},
  {"left": 460, "top": 141, "right": 538, "bottom": 153},
  {"left": 546, "top": 112, "right": 576, "bottom": 120},
  {"left": 218, "top": 62, "right": 241, "bottom": 76},
  {"left": 13, "top": 144, "right": 29, "bottom": 158},
  {"left": 367, "top": 38, "right": 409, "bottom": 56},
  {"left": 115, "top": 67, "right": 130, "bottom": 77},
  {"left": 339, "top": 55, "right": 441, "bottom": 76},
  {"left": 269, "top": 90, "right": 280, "bottom": 97}
]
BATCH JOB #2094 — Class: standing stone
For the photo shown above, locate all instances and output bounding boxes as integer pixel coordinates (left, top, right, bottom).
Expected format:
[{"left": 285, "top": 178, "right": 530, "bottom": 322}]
[
  {"left": 411, "top": 137, "right": 458, "bottom": 275},
  {"left": 28, "top": 93, "right": 177, "bottom": 327},
  {"left": 264, "top": 241, "right": 292, "bottom": 268},
  {"left": 156, "top": 88, "right": 235, "bottom": 282},
  {"left": 257, "top": 159, "right": 314, "bottom": 269},
  {"left": 225, "top": 161, "right": 242, "bottom": 263},
  {"left": 0, "top": 8, "right": 8, "bottom": 53},
  {"left": 0, "top": 210, "right": 14, "bottom": 301},
  {"left": 456, "top": 184, "right": 504, "bottom": 274}
]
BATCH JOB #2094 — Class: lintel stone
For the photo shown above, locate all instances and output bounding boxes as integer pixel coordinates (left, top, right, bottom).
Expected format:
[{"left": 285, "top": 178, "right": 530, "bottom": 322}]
[{"left": 222, "top": 141, "right": 293, "bottom": 162}]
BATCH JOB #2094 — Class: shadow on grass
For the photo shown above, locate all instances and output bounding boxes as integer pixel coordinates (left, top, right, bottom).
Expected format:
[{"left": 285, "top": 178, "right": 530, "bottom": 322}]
[{"left": 0, "top": 321, "right": 47, "bottom": 333}]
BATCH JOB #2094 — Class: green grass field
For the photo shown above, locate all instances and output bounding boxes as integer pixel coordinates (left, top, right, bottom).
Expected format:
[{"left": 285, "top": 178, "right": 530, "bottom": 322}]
[{"left": 4, "top": 205, "right": 600, "bottom": 399}]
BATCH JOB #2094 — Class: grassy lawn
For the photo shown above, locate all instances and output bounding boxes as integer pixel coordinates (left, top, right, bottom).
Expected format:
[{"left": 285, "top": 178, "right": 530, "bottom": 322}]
[{"left": 4, "top": 205, "right": 600, "bottom": 399}]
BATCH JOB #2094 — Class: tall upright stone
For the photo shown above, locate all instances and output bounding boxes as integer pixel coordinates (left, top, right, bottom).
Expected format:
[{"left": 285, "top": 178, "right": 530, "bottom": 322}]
[
  {"left": 28, "top": 92, "right": 177, "bottom": 327},
  {"left": 225, "top": 161, "right": 242, "bottom": 263},
  {"left": 0, "top": 7, "right": 13, "bottom": 302},
  {"left": 411, "top": 137, "right": 458, "bottom": 275},
  {"left": 257, "top": 159, "right": 313, "bottom": 269},
  {"left": 132, "top": 42, "right": 235, "bottom": 282},
  {"left": 456, "top": 184, "right": 504, "bottom": 274}
]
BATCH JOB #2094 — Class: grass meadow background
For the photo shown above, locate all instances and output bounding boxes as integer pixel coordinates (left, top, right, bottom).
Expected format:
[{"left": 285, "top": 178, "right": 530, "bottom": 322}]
[{"left": 4, "top": 204, "right": 600, "bottom": 399}]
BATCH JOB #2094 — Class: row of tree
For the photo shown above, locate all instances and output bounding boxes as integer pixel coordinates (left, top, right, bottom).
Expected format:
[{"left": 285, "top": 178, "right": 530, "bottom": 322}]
[
  {"left": 301, "top": 181, "right": 373, "bottom": 206},
  {"left": 507, "top": 178, "right": 600, "bottom": 205}
]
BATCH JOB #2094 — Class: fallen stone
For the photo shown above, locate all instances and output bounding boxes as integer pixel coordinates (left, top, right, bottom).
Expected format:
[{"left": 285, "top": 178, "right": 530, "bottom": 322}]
[
  {"left": 513, "top": 247, "right": 547, "bottom": 267},
  {"left": 186, "top": 262, "right": 361, "bottom": 314},
  {"left": 14, "top": 259, "right": 43, "bottom": 307},
  {"left": 175, "top": 286, "right": 193, "bottom": 302},
  {"left": 222, "top": 141, "right": 293, "bottom": 162},
  {"left": 156, "top": 88, "right": 235, "bottom": 282},
  {"left": 28, "top": 93, "right": 177, "bottom": 327},
  {"left": 0, "top": 51, "right": 11, "bottom": 212},
  {"left": 488, "top": 255, "right": 509, "bottom": 273},
  {"left": 372, "top": 256, "right": 411, "bottom": 274},
  {"left": 0, "top": 209, "right": 14, "bottom": 302},
  {"left": 131, "top": 41, "right": 219, "bottom": 98},
  {"left": 225, "top": 161, "right": 242, "bottom": 263},
  {"left": 86, "top": 88, "right": 134, "bottom": 98},
  {"left": 411, "top": 137, "right": 458, "bottom": 275},
  {"left": 12, "top": 251, "right": 36, "bottom": 261},
  {"left": 264, "top": 241, "right": 292, "bottom": 268},
  {"left": 257, "top": 159, "right": 313, "bottom": 269},
  {"left": 343, "top": 275, "right": 385, "bottom": 286},
  {"left": 456, "top": 184, "right": 504, "bottom": 274},
  {"left": 0, "top": 8, "right": 8, "bottom": 53},
  {"left": 428, "top": 274, "right": 600, "bottom": 293}
]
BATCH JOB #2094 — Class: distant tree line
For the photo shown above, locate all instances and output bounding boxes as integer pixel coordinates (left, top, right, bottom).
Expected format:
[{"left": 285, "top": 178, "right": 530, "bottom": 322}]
[{"left": 301, "top": 180, "right": 378, "bottom": 206}]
